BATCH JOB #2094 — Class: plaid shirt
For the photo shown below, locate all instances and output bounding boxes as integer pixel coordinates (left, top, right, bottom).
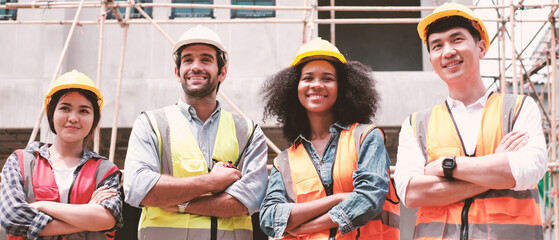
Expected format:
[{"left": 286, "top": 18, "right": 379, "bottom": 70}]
[{"left": 0, "top": 142, "right": 123, "bottom": 239}]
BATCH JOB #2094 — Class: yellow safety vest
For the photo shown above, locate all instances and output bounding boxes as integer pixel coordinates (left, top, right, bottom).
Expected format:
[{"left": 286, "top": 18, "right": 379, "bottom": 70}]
[
  {"left": 139, "top": 105, "right": 254, "bottom": 240},
  {"left": 410, "top": 93, "right": 542, "bottom": 240}
]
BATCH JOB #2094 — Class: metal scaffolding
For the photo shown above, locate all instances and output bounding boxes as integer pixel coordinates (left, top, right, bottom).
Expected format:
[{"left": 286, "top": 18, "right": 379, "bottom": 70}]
[{"left": 2, "top": 0, "right": 559, "bottom": 238}]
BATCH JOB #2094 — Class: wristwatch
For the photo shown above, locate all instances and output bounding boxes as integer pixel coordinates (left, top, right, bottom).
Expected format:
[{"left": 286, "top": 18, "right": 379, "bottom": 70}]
[
  {"left": 442, "top": 156, "right": 456, "bottom": 179},
  {"left": 178, "top": 202, "right": 190, "bottom": 214}
]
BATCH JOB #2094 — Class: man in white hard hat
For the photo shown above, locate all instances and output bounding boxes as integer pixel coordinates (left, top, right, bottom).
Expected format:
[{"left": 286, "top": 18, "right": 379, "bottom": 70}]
[
  {"left": 394, "top": 3, "right": 547, "bottom": 240},
  {"left": 123, "top": 25, "right": 268, "bottom": 240}
]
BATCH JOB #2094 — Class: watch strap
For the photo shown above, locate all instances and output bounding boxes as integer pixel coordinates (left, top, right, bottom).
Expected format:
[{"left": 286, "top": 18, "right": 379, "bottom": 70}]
[{"left": 443, "top": 156, "right": 456, "bottom": 179}]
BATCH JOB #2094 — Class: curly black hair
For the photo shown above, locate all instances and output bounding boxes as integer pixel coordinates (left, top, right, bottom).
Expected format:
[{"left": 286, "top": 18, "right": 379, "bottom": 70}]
[{"left": 261, "top": 60, "right": 381, "bottom": 142}]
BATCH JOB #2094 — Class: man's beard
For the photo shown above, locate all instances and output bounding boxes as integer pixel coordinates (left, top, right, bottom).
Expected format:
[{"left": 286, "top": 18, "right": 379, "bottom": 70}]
[{"left": 181, "top": 74, "right": 219, "bottom": 98}]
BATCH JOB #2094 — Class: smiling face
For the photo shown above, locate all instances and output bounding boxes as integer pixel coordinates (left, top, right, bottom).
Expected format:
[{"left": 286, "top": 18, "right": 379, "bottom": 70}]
[
  {"left": 428, "top": 27, "right": 486, "bottom": 85},
  {"left": 175, "top": 44, "right": 226, "bottom": 99},
  {"left": 52, "top": 91, "right": 95, "bottom": 144},
  {"left": 297, "top": 60, "right": 338, "bottom": 115}
]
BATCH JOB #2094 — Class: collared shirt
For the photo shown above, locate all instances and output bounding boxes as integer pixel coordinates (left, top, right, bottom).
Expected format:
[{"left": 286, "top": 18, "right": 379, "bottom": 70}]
[
  {"left": 123, "top": 100, "right": 268, "bottom": 214},
  {"left": 395, "top": 92, "right": 548, "bottom": 208},
  {"left": 259, "top": 122, "right": 391, "bottom": 238},
  {"left": 0, "top": 142, "right": 123, "bottom": 240}
]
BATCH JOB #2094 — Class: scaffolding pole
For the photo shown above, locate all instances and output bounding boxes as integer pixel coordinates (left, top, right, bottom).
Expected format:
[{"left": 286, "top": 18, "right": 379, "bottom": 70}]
[
  {"left": 108, "top": 1, "right": 130, "bottom": 163},
  {"left": 27, "top": 0, "right": 87, "bottom": 145},
  {"left": 94, "top": 2, "right": 106, "bottom": 153},
  {"left": 7, "top": 2, "right": 559, "bottom": 237}
]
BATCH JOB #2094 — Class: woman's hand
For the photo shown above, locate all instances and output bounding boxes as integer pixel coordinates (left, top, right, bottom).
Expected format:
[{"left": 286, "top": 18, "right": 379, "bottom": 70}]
[
  {"left": 29, "top": 201, "right": 44, "bottom": 211},
  {"left": 335, "top": 192, "right": 351, "bottom": 203},
  {"left": 89, "top": 186, "right": 117, "bottom": 204},
  {"left": 286, "top": 226, "right": 303, "bottom": 237}
]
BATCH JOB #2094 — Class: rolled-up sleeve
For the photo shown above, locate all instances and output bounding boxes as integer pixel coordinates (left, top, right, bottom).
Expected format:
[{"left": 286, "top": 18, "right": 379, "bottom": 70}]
[
  {"left": 259, "top": 166, "right": 293, "bottom": 238},
  {"left": 394, "top": 116, "right": 426, "bottom": 208},
  {"left": 224, "top": 126, "right": 268, "bottom": 215},
  {"left": 328, "top": 128, "right": 390, "bottom": 234},
  {"left": 98, "top": 171, "right": 124, "bottom": 232},
  {"left": 508, "top": 97, "right": 548, "bottom": 190},
  {"left": 0, "top": 153, "right": 53, "bottom": 240},
  {"left": 123, "top": 115, "right": 162, "bottom": 207}
]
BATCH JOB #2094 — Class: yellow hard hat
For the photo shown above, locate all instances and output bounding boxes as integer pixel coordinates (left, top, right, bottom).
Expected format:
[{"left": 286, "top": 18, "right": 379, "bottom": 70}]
[
  {"left": 290, "top": 38, "right": 347, "bottom": 67},
  {"left": 417, "top": 2, "right": 489, "bottom": 53},
  {"left": 44, "top": 70, "right": 104, "bottom": 111},
  {"left": 172, "top": 25, "right": 229, "bottom": 68}
]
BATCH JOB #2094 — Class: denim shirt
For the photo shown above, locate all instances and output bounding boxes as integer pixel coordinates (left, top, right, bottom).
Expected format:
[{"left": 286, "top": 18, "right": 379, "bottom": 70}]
[{"left": 259, "top": 122, "right": 391, "bottom": 238}]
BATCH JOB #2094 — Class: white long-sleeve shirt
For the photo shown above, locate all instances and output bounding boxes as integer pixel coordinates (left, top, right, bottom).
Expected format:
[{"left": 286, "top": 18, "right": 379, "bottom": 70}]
[{"left": 395, "top": 91, "right": 548, "bottom": 208}]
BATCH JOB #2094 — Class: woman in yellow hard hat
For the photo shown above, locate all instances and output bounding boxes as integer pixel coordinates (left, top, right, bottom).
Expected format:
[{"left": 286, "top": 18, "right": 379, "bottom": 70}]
[
  {"left": 259, "top": 39, "right": 400, "bottom": 239},
  {"left": 0, "top": 70, "right": 123, "bottom": 240}
]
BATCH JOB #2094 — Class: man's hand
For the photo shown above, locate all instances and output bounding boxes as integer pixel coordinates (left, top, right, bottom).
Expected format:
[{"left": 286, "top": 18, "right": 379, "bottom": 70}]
[
  {"left": 208, "top": 162, "right": 242, "bottom": 193},
  {"left": 495, "top": 131, "right": 528, "bottom": 153},
  {"left": 161, "top": 205, "right": 179, "bottom": 213},
  {"left": 424, "top": 132, "right": 528, "bottom": 178},
  {"left": 424, "top": 157, "right": 445, "bottom": 177}
]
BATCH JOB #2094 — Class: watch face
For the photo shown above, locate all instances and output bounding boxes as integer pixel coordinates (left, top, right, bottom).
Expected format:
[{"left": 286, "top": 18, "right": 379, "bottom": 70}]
[{"left": 443, "top": 158, "right": 455, "bottom": 168}]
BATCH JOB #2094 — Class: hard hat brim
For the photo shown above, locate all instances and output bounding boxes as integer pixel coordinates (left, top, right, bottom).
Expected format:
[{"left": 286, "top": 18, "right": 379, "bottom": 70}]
[
  {"left": 417, "top": 9, "right": 490, "bottom": 53},
  {"left": 290, "top": 50, "right": 347, "bottom": 67},
  {"left": 44, "top": 85, "right": 104, "bottom": 112},
  {"left": 171, "top": 38, "right": 229, "bottom": 69},
  {"left": 172, "top": 39, "right": 227, "bottom": 57}
]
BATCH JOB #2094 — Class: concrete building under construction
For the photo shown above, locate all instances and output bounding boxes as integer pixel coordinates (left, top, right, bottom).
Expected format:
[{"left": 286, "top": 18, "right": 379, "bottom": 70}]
[{"left": 1, "top": 0, "right": 559, "bottom": 239}]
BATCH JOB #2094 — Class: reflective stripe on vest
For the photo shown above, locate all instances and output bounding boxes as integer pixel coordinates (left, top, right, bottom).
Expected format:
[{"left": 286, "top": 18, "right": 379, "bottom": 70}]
[
  {"left": 140, "top": 105, "right": 253, "bottom": 240},
  {"left": 12, "top": 149, "right": 120, "bottom": 240},
  {"left": 410, "top": 93, "right": 542, "bottom": 240},
  {"left": 273, "top": 123, "right": 400, "bottom": 240}
]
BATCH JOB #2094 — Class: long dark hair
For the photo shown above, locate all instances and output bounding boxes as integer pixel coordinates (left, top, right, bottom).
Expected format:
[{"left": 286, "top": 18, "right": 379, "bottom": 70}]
[
  {"left": 46, "top": 88, "right": 101, "bottom": 150},
  {"left": 261, "top": 60, "right": 381, "bottom": 142}
]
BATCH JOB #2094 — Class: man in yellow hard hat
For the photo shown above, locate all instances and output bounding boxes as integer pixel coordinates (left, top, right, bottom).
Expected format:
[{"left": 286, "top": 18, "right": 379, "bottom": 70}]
[
  {"left": 394, "top": 2, "right": 547, "bottom": 240},
  {"left": 123, "top": 25, "right": 268, "bottom": 240}
]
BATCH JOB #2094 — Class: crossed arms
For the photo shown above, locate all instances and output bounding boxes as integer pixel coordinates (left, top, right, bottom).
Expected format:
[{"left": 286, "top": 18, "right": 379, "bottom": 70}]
[
  {"left": 395, "top": 98, "right": 547, "bottom": 209},
  {"left": 123, "top": 115, "right": 268, "bottom": 217},
  {"left": 0, "top": 155, "right": 122, "bottom": 239},
  {"left": 259, "top": 128, "right": 390, "bottom": 238}
]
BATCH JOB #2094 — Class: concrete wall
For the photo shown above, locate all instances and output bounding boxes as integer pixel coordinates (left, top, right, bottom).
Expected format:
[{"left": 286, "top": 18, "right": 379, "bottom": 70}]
[
  {"left": 0, "top": 0, "right": 453, "bottom": 131},
  {"left": 318, "top": 0, "right": 423, "bottom": 72},
  {"left": 0, "top": 0, "right": 305, "bottom": 130},
  {"left": 0, "top": 0, "right": 455, "bottom": 239}
]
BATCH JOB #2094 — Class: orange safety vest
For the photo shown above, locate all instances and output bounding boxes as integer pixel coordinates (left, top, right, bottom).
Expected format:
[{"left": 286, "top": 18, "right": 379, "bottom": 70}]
[
  {"left": 410, "top": 93, "right": 543, "bottom": 240},
  {"left": 274, "top": 123, "right": 400, "bottom": 240},
  {"left": 9, "top": 149, "right": 120, "bottom": 240}
]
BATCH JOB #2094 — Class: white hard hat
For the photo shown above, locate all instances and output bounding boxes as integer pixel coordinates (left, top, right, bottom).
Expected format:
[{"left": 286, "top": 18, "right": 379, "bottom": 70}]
[{"left": 172, "top": 25, "right": 228, "bottom": 67}]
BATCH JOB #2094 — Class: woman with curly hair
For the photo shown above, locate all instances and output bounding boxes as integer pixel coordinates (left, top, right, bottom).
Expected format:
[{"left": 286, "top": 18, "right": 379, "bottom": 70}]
[{"left": 259, "top": 39, "right": 399, "bottom": 240}]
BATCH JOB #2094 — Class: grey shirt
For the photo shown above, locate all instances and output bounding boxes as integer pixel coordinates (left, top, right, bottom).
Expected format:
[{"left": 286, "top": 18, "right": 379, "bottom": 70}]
[{"left": 123, "top": 100, "right": 268, "bottom": 214}]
